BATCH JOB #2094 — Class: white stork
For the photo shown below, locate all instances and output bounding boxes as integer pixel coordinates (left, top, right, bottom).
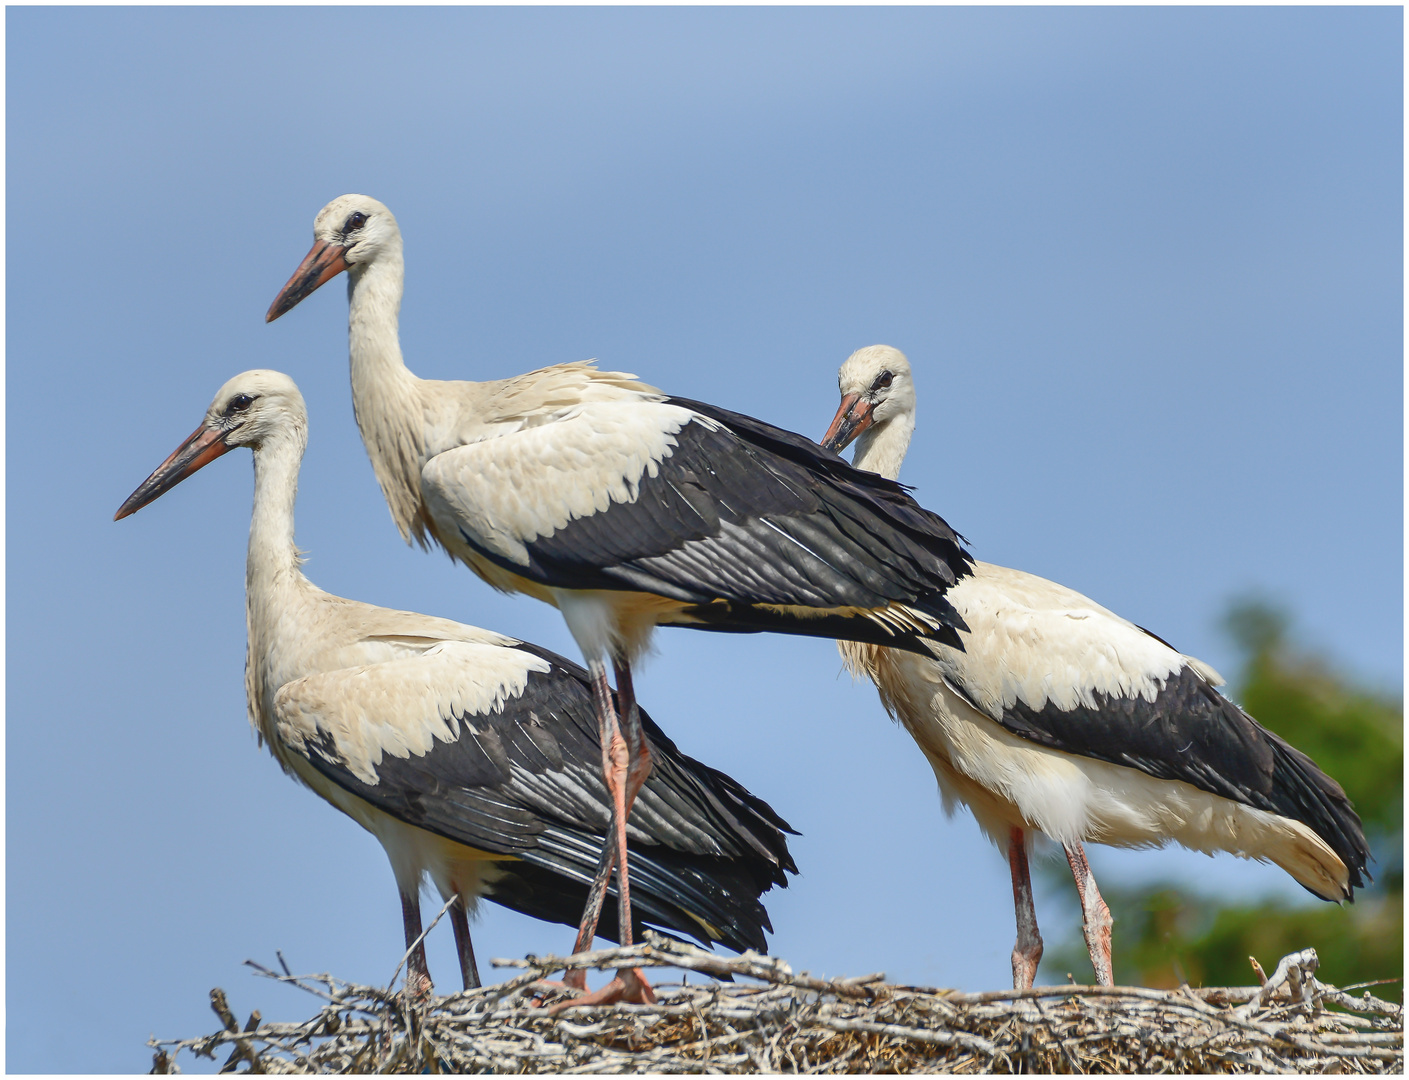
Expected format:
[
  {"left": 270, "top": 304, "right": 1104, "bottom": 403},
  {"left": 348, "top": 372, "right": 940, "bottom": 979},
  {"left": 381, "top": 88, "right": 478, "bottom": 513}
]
[
  {"left": 115, "top": 369, "right": 797, "bottom": 1001},
  {"left": 265, "top": 195, "right": 973, "bottom": 1000},
  {"left": 821, "top": 345, "right": 1370, "bottom": 989}
]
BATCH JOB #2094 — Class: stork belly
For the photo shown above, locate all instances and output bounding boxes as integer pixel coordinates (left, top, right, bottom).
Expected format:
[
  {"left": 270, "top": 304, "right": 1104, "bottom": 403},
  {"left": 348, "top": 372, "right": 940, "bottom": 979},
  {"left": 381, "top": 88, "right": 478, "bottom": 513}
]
[
  {"left": 284, "top": 754, "right": 511, "bottom": 902},
  {"left": 452, "top": 548, "right": 689, "bottom": 657},
  {"left": 864, "top": 648, "right": 1348, "bottom": 899}
]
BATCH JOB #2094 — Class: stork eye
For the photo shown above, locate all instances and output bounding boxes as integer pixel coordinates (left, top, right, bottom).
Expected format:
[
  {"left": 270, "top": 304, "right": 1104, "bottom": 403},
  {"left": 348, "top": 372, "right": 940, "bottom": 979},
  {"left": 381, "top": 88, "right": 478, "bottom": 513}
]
[
  {"left": 344, "top": 211, "right": 368, "bottom": 232},
  {"left": 226, "top": 394, "right": 255, "bottom": 416},
  {"left": 872, "top": 371, "right": 894, "bottom": 392}
]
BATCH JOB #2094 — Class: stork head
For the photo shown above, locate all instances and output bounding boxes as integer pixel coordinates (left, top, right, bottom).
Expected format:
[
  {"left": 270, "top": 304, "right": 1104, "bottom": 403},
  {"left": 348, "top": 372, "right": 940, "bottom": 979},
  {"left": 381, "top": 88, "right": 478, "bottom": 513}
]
[
  {"left": 114, "top": 371, "right": 307, "bottom": 520},
  {"left": 266, "top": 194, "right": 400, "bottom": 322},
  {"left": 821, "top": 344, "right": 915, "bottom": 454}
]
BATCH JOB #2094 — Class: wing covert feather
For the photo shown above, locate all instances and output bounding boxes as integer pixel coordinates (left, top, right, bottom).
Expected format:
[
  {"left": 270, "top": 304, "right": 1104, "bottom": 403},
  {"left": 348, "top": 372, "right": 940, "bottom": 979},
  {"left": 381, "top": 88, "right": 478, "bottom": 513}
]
[
  {"left": 422, "top": 398, "right": 971, "bottom": 637},
  {"left": 273, "top": 640, "right": 795, "bottom": 877}
]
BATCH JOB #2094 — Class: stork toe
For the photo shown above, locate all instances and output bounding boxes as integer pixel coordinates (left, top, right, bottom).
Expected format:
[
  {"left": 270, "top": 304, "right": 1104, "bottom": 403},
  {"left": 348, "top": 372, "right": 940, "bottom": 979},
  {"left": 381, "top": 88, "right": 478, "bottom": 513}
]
[
  {"left": 404, "top": 969, "right": 435, "bottom": 1007},
  {"left": 547, "top": 968, "right": 656, "bottom": 1014}
]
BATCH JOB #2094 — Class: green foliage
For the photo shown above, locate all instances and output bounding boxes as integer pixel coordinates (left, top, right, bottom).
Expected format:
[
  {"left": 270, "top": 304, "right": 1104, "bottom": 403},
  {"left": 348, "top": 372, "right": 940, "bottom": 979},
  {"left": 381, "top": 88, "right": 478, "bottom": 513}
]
[
  {"left": 1227, "top": 599, "right": 1403, "bottom": 834},
  {"left": 1054, "top": 882, "right": 1403, "bottom": 994},
  {"left": 1040, "top": 598, "right": 1403, "bottom": 997}
]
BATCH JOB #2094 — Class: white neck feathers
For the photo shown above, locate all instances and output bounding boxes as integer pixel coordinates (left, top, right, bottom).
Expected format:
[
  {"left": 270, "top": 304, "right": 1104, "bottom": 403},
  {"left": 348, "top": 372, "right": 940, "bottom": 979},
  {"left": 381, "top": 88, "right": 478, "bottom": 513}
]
[
  {"left": 244, "top": 425, "right": 312, "bottom": 753},
  {"left": 346, "top": 252, "right": 430, "bottom": 546},
  {"left": 246, "top": 426, "right": 306, "bottom": 589},
  {"left": 852, "top": 407, "right": 915, "bottom": 482}
]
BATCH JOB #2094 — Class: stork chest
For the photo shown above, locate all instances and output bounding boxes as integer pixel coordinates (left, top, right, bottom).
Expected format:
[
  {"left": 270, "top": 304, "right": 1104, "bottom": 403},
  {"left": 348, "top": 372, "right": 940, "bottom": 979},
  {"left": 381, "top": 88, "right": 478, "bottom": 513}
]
[{"left": 850, "top": 642, "right": 1051, "bottom": 790}]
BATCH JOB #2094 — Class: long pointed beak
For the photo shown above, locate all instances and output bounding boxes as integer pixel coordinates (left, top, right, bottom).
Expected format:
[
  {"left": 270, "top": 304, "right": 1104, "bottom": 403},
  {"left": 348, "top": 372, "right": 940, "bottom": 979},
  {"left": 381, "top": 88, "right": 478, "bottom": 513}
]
[
  {"left": 114, "top": 425, "right": 233, "bottom": 520},
  {"left": 266, "top": 239, "right": 349, "bottom": 322},
  {"left": 821, "top": 393, "right": 875, "bottom": 454}
]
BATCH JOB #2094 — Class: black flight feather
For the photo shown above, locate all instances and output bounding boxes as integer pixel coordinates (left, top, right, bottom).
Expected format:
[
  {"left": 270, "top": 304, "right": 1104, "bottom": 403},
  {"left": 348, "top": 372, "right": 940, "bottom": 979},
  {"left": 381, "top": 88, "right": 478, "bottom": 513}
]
[
  {"left": 287, "top": 642, "right": 797, "bottom": 952},
  {"left": 979, "top": 664, "right": 1370, "bottom": 899},
  {"left": 452, "top": 398, "right": 974, "bottom": 653}
]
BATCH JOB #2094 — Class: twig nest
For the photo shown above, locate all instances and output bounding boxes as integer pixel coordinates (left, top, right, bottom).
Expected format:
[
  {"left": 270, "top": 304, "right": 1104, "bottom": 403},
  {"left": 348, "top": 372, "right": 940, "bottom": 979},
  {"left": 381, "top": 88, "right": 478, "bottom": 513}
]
[{"left": 151, "top": 938, "right": 1403, "bottom": 1074}]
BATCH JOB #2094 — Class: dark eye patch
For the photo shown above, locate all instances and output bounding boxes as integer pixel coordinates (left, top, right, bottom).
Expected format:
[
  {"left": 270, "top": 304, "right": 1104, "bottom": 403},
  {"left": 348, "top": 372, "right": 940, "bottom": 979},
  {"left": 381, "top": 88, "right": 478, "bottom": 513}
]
[
  {"left": 871, "top": 371, "right": 894, "bottom": 392},
  {"left": 226, "top": 394, "right": 255, "bottom": 416},
  {"left": 344, "top": 211, "right": 368, "bottom": 233}
]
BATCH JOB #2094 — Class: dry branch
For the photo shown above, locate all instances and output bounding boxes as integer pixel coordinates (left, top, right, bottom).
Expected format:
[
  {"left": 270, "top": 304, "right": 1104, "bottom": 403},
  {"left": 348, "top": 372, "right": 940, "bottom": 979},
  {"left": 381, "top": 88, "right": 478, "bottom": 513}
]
[{"left": 150, "top": 937, "right": 1402, "bottom": 1073}]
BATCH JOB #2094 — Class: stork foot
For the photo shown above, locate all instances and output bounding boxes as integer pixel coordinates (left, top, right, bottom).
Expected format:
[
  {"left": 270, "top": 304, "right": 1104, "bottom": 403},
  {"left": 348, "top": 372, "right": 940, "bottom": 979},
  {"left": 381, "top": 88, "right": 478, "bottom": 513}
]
[
  {"left": 1011, "top": 942, "right": 1043, "bottom": 993},
  {"left": 547, "top": 968, "right": 656, "bottom": 1014},
  {"left": 1064, "top": 842, "right": 1115, "bottom": 986},
  {"left": 404, "top": 968, "right": 435, "bottom": 1006},
  {"left": 526, "top": 967, "right": 583, "bottom": 1008}
]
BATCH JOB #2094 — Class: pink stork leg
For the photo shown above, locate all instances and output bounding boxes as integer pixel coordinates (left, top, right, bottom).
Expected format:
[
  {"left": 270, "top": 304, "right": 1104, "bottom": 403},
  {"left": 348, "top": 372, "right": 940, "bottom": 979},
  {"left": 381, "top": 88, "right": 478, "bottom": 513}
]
[
  {"left": 449, "top": 896, "right": 481, "bottom": 991},
  {"left": 1063, "top": 842, "right": 1114, "bottom": 986},
  {"left": 400, "top": 890, "right": 434, "bottom": 1001},
  {"left": 1008, "top": 827, "right": 1044, "bottom": 990},
  {"left": 559, "top": 661, "right": 625, "bottom": 985},
  {"left": 604, "top": 658, "right": 655, "bottom": 1002},
  {"left": 611, "top": 658, "right": 655, "bottom": 893},
  {"left": 552, "top": 659, "right": 655, "bottom": 1008}
]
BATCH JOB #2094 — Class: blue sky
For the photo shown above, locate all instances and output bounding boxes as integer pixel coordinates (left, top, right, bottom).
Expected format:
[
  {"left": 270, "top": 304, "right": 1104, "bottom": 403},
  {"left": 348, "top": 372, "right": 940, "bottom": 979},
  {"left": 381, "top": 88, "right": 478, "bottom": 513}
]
[{"left": 8, "top": 7, "right": 1401, "bottom": 1072}]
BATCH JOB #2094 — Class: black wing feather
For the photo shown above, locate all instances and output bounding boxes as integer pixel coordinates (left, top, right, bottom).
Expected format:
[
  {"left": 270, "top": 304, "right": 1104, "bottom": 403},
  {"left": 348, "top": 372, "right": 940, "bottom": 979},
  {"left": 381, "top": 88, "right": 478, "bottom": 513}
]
[
  {"left": 454, "top": 399, "right": 973, "bottom": 651},
  {"left": 992, "top": 665, "right": 1370, "bottom": 897},
  {"left": 289, "top": 642, "right": 796, "bottom": 950},
  {"left": 483, "top": 825, "right": 783, "bottom": 952}
]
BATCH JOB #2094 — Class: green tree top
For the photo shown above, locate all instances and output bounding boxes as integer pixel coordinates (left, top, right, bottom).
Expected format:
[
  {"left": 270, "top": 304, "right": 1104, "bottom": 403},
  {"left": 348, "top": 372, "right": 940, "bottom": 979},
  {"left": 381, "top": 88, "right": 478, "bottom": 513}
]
[{"left": 1225, "top": 597, "right": 1402, "bottom": 846}]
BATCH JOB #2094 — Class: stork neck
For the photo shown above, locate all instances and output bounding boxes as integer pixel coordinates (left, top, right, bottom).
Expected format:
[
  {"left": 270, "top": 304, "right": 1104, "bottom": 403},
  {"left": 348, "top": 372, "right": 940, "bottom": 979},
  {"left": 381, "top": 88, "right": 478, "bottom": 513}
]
[
  {"left": 346, "top": 251, "right": 429, "bottom": 543},
  {"left": 243, "top": 428, "right": 313, "bottom": 759},
  {"left": 852, "top": 410, "right": 914, "bottom": 482},
  {"left": 245, "top": 430, "right": 307, "bottom": 596},
  {"left": 347, "top": 250, "right": 412, "bottom": 388}
]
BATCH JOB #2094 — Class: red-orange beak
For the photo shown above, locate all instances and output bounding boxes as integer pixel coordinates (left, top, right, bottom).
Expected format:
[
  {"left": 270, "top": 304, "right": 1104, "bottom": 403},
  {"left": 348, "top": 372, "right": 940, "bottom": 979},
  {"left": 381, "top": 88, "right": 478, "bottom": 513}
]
[
  {"left": 114, "top": 424, "right": 233, "bottom": 521},
  {"left": 266, "top": 239, "right": 349, "bottom": 323},
  {"left": 821, "top": 392, "right": 875, "bottom": 454}
]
